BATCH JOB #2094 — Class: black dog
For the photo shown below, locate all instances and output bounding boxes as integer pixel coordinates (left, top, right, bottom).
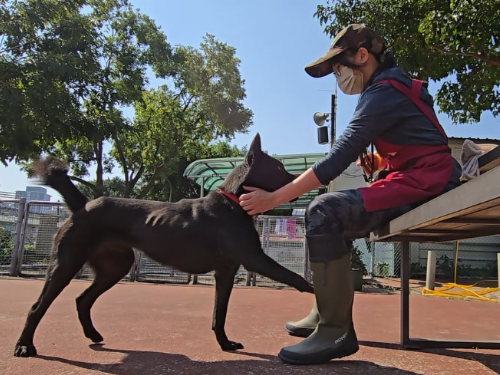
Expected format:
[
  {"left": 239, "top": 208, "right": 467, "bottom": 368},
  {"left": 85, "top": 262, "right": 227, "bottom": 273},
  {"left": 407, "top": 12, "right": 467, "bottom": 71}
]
[{"left": 14, "top": 133, "right": 314, "bottom": 357}]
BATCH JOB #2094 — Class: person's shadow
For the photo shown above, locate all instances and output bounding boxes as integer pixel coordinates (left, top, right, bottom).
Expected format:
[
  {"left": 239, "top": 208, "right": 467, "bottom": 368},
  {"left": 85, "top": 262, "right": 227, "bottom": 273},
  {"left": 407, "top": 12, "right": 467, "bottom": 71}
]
[{"left": 35, "top": 344, "right": 422, "bottom": 375}]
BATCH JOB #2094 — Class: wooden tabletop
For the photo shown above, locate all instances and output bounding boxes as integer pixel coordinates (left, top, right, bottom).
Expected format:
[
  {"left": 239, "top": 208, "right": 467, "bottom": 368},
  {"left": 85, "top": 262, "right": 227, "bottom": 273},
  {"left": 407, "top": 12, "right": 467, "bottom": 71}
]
[{"left": 371, "top": 165, "right": 500, "bottom": 243}]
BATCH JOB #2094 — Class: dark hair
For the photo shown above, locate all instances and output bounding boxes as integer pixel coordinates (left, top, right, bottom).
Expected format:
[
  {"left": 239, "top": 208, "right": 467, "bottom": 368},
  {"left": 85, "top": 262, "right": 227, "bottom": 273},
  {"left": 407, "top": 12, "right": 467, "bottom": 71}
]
[
  {"left": 331, "top": 47, "right": 397, "bottom": 84},
  {"left": 368, "top": 50, "right": 397, "bottom": 85}
]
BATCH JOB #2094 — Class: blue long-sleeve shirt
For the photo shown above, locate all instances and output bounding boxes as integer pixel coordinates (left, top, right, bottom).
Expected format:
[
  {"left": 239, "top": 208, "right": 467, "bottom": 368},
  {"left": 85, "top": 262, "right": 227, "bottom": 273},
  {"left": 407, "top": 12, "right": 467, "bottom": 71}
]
[{"left": 312, "top": 67, "right": 449, "bottom": 185}]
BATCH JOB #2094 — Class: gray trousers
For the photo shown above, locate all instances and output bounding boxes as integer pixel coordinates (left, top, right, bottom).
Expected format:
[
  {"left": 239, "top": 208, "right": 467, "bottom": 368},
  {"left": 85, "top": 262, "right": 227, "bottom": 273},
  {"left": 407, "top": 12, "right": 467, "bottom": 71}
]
[{"left": 305, "top": 189, "right": 410, "bottom": 262}]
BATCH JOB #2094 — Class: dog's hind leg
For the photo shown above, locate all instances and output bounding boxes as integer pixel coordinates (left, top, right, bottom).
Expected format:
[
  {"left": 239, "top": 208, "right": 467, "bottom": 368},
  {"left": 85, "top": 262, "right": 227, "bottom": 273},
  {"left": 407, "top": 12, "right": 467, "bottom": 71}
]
[
  {"left": 14, "top": 250, "right": 87, "bottom": 357},
  {"left": 212, "top": 262, "right": 243, "bottom": 351},
  {"left": 76, "top": 246, "right": 135, "bottom": 343}
]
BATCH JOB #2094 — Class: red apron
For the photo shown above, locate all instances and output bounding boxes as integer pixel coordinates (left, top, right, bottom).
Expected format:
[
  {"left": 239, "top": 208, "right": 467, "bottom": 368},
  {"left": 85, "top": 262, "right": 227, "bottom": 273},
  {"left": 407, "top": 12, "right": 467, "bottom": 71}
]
[{"left": 359, "top": 79, "right": 455, "bottom": 212}]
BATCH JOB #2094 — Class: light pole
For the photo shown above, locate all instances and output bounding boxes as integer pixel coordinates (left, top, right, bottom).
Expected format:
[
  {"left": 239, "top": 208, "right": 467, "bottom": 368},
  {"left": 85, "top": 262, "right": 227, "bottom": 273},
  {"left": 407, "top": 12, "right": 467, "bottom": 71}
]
[
  {"left": 313, "top": 93, "right": 336, "bottom": 148},
  {"left": 330, "top": 93, "right": 336, "bottom": 147}
]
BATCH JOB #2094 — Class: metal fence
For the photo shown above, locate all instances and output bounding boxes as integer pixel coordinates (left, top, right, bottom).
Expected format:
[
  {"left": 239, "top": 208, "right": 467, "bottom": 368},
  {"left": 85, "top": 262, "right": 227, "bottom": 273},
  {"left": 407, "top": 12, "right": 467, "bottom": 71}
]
[
  {"left": 1, "top": 199, "right": 499, "bottom": 287},
  {"left": 0, "top": 199, "right": 21, "bottom": 275},
  {"left": 362, "top": 237, "right": 500, "bottom": 280},
  {"left": 253, "top": 215, "right": 308, "bottom": 287},
  {"left": 18, "top": 201, "right": 70, "bottom": 276}
]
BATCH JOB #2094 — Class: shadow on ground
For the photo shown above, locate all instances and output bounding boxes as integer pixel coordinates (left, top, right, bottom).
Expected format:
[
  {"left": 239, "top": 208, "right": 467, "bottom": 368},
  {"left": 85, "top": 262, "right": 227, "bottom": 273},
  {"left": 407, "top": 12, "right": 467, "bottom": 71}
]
[
  {"left": 35, "top": 344, "right": 422, "bottom": 375},
  {"left": 360, "top": 340, "right": 500, "bottom": 375}
]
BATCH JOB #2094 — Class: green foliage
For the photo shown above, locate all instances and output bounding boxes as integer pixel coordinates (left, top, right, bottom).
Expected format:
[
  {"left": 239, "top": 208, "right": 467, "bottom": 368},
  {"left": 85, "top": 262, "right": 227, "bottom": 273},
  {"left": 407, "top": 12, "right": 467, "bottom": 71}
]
[
  {"left": 141, "top": 140, "right": 247, "bottom": 202},
  {"left": 76, "top": 140, "right": 246, "bottom": 201},
  {"left": 410, "top": 261, "right": 426, "bottom": 276},
  {"left": 2, "top": 0, "right": 252, "bottom": 199},
  {"left": 411, "top": 254, "right": 499, "bottom": 279},
  {"left": 77, "top": 176, "right": 126, "bottom": 198},
  {"left": 436, "top": 254, "right": 454, "bottom": 277},
  {"left": 314, "top": 0, "right": 500, "bottom": 124},
  {"left": 351, "top": 244, "right": 368, "bottom": 275},
  {"left": 0, "top": 227, "right": 14, "bottom": 265},
  {"left": 0, "top": 0, "right": 99, "bottom": 164}
]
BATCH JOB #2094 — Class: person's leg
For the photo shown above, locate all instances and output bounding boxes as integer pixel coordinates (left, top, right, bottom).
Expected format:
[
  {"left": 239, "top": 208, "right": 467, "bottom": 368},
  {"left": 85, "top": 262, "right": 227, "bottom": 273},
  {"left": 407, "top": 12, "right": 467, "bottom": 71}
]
[
  {"left": 279, "top": 189, "right": 409, "bottom": 365},
  {"left": 284, "top": 301, "right": 318, "bottom": 337}
]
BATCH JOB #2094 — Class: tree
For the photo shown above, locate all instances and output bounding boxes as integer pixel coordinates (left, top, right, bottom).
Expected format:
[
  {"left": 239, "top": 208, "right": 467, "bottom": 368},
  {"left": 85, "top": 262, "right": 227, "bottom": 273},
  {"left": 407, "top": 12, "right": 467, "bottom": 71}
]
[
  {"left": 314, "top": 0, "right": 500, "bottom": 124},
  {"left": 45, "top": 0, "right": 176, "bottom": 197},
  {"left": 110, "top": 34, "right": 252, "bottom": 199},
  {"left": 143, "top": 141, "right": 247, "bottom": 202},
  {"left": 77, "top": 176, "right": 126, "bottom": 199},
  {"left": 76, "top": 141, "right": 247, "bottom": 201},
  {"left": 2, "top": 0, "right": 253, "bottom": 197},
  {"left": 1, "top": 0, "right": 173, "bottom": 178},
  {"left": 0, "top": 0, "right": 101, "bottom": 165}
]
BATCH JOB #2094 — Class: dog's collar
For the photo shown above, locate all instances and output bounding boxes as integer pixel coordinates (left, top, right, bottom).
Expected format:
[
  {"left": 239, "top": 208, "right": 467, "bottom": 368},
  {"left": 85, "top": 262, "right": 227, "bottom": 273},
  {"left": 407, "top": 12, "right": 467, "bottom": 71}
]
[{"left": 217, "top": 189, "right": 240, "bottom": 205}]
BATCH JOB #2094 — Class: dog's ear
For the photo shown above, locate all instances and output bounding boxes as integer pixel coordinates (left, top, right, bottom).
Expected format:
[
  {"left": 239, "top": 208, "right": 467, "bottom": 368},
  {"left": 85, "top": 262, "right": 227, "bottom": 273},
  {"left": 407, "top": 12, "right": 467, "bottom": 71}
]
[
  {"left": 246, "top": 151, "right": 254, "bottom": 166},
  {"left": 249, "top": 133, "right": 262, "bottom": 155},
  {"left": 245, "top": 133, "right": 262, "bottom": 166}
]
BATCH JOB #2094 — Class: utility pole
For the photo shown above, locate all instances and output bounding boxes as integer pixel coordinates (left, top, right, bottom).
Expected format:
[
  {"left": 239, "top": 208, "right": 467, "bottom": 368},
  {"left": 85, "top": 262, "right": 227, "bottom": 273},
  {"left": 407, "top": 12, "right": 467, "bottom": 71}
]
[{"left": 330, "top": 93, "right": 336, "bottom": 148}]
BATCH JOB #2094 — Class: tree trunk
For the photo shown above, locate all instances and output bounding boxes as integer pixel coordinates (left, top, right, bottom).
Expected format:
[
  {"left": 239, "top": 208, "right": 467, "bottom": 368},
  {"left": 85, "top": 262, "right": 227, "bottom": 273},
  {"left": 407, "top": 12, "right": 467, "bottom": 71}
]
[{"left": 94, "top": 141, "right": 104, "bottom": 198}]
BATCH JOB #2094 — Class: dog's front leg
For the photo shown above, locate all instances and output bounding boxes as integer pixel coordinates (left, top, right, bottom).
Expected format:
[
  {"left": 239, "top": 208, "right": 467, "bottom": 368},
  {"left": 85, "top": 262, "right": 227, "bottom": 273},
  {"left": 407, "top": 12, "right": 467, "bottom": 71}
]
[{"left": 212, "top": 263, "right": 243, "bottom": 351}]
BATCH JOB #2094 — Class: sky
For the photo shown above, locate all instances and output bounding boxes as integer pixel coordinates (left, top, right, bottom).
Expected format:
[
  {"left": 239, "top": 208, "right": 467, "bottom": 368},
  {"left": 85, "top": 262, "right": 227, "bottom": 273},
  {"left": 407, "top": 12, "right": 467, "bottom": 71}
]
[{"left": 1, "top": 0, "right": 499, "bottom": 201}]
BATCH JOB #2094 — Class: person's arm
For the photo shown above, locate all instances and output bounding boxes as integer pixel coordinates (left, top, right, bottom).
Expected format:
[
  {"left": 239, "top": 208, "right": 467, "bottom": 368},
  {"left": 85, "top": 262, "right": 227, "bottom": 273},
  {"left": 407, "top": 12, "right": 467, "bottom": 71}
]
[
  {"left": 311, "top": 83, "right": 403, "bottom": 185},
  {"left": 240, "top": 168, "right": 321, "bottom": 215},
  {"left": 240, "top": 82, "right": 404, "bottom": 215}
]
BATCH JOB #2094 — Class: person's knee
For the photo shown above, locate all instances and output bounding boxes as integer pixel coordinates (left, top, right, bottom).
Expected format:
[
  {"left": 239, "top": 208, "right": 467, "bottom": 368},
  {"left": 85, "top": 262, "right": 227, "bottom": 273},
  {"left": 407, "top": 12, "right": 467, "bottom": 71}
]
[
  {"left": 305, "top": 194, "right": 342, "bottom": 236},
  {"left": 305, "top": 195, "right": 350, "bottom": 262}
]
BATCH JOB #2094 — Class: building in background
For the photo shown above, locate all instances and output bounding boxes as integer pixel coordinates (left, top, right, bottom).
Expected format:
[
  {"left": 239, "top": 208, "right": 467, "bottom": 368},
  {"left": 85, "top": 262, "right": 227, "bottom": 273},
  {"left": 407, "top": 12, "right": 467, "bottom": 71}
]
[
  {"left": 0, "top": 191, "right": 16, "bottom": 199},
  {"left": 15, "top": 186, "right": 51, "bottom": 202},
  {"left": 15, "top": 187, "right": 53, "bottom": 214}
]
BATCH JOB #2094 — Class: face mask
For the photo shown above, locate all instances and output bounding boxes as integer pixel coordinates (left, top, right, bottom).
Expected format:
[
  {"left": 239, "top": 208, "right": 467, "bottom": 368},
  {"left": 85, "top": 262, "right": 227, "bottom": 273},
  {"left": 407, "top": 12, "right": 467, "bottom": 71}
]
[{"left": 337, "top": 66, "right": 364, "bottom": 95}]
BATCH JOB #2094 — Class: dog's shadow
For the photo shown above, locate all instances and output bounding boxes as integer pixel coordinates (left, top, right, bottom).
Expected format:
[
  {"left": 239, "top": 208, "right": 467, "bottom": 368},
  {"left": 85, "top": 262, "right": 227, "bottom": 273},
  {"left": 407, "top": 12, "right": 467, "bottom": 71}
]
[{"left": 34, "top": 344, "right": 422, "bottom": 375}]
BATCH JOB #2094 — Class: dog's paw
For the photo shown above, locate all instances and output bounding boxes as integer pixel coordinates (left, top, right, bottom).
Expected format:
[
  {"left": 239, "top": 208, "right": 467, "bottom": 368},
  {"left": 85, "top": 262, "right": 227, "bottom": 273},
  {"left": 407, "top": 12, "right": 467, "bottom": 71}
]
[
  {"left": 14, "top": 343, "right": 37, "bottom": 357},
  {"left": 221, "top": 340, "right": 244, "bottom": 351},
  {"left": 297, "top": 280, "right": 314, "bottom": 294},
  {"left": 86, "top": 330, "right": 104, "bottom": 343}
]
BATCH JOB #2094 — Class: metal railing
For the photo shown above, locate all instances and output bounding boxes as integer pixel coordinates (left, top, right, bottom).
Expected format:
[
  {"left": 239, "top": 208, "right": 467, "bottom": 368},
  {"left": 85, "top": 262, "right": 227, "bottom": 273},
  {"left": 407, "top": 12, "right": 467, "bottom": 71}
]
[{"left": 1, "top": 199, "right": 498, "bottom": 286}]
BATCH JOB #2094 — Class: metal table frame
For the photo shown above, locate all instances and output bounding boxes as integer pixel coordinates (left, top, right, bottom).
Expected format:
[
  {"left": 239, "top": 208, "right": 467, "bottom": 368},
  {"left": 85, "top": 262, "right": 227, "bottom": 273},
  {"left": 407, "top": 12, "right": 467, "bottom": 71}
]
[{"left": 371, "top": 163, "right": 500, "bottom": 350}]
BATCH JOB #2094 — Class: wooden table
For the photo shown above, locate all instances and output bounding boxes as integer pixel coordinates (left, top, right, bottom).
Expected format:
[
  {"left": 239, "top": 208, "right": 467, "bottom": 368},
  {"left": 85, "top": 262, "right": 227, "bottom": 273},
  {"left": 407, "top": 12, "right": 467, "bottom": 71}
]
[{"left": 370, "top": 164, "right": 500, "bottom": 349}]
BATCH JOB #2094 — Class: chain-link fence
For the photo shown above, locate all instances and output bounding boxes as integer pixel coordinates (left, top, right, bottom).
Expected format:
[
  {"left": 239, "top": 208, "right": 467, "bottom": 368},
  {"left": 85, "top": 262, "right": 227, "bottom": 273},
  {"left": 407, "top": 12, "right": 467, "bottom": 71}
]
[
  {"left": 252, "top": 215, "right": 308, "bottom": 287},
  {"left": 18, "top": 201, "right": 70, "bottom": 277},
  {"left": 2, "top": 199, "right": 499, "bottom": 286},
  {"left": 0, "top": 200, "right": 20, "bottom": 275},
  {"left": 135, "top": 252, "right": 191, "bottom": 284},
  {"left": 368, "top": 236, "right": 500, "bottom": 280}
]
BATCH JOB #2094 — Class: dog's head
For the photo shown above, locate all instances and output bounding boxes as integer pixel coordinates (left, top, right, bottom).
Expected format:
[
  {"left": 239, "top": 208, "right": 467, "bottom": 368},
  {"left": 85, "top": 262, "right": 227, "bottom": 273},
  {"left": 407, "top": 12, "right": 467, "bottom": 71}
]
[{"left": 220, "top": 133, "right": 297, "bottom": 198}]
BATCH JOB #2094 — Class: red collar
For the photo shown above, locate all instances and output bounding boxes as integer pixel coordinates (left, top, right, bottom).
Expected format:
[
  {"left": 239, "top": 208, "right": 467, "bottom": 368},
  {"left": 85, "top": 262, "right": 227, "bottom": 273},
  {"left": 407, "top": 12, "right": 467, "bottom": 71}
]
[{"left": 217, "top": 189, "right": 240, "bottom": 205}]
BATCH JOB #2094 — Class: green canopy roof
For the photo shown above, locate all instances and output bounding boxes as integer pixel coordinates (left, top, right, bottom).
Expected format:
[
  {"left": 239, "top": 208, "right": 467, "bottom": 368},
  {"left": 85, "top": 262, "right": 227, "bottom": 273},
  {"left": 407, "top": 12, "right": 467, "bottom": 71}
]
[{"left": 183, "top": 153, "right": 327, "bottom": 208}]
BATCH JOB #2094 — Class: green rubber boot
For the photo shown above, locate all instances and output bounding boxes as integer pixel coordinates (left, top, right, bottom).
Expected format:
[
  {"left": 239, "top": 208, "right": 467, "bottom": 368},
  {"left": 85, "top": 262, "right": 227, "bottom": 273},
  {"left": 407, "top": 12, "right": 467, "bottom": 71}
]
[
  {"left": 278, "top": 251, "right": 359, "bottom": 365},
  {"left": 284, "top": 302, "right": 318, "bottom": 338}
]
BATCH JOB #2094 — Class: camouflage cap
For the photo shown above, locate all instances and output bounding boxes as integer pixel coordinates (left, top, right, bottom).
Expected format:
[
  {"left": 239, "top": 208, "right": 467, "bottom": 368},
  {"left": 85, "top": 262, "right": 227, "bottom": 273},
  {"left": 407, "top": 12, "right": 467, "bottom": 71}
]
[{"left": 305, "top": 24, "right": 386, "bottom": 78}]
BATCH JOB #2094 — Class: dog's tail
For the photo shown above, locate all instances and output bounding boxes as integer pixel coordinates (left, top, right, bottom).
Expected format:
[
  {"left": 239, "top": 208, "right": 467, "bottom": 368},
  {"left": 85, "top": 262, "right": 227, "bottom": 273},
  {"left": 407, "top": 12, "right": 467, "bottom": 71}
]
[{"left": 31, "top": 157, "right": 88, "bottom": 213}]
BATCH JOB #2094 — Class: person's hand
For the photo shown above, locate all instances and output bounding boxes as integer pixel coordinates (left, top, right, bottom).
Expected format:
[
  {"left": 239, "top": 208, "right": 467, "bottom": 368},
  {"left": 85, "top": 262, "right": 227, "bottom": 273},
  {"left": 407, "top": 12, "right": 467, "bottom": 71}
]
[
  {"left": 356, "top": 152, "right": 384, "bottom": 175},
  {"left": 239, "top": 186, "right": 278, "bottom": 216}
]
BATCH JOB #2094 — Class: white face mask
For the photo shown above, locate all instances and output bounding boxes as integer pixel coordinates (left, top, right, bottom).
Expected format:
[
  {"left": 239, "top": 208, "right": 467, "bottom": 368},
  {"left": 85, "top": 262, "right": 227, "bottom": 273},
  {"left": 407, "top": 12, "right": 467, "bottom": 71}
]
[{"left": 336, "top": 66, "right": 364, "bottom": 95}]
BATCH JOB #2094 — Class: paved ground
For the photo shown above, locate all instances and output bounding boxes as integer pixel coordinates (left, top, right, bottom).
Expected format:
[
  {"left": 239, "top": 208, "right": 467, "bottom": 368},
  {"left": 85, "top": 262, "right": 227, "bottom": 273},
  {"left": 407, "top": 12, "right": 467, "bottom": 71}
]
[{"left": 1, "top": 277, "right": 499, "bottom": 375}]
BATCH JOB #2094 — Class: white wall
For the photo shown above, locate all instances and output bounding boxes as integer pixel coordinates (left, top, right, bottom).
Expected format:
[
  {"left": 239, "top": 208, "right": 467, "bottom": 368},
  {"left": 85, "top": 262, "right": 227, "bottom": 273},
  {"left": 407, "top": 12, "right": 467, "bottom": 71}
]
[{"left": 328, "top": 162, "right": 367, "bottom": 192}]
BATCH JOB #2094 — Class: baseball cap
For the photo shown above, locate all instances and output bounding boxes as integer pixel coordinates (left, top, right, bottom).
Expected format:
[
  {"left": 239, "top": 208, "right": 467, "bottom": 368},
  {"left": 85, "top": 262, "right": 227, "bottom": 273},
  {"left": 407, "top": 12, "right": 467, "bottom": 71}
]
[{"left": 305, "top": 24, "right": 386, "bottom": 78}]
